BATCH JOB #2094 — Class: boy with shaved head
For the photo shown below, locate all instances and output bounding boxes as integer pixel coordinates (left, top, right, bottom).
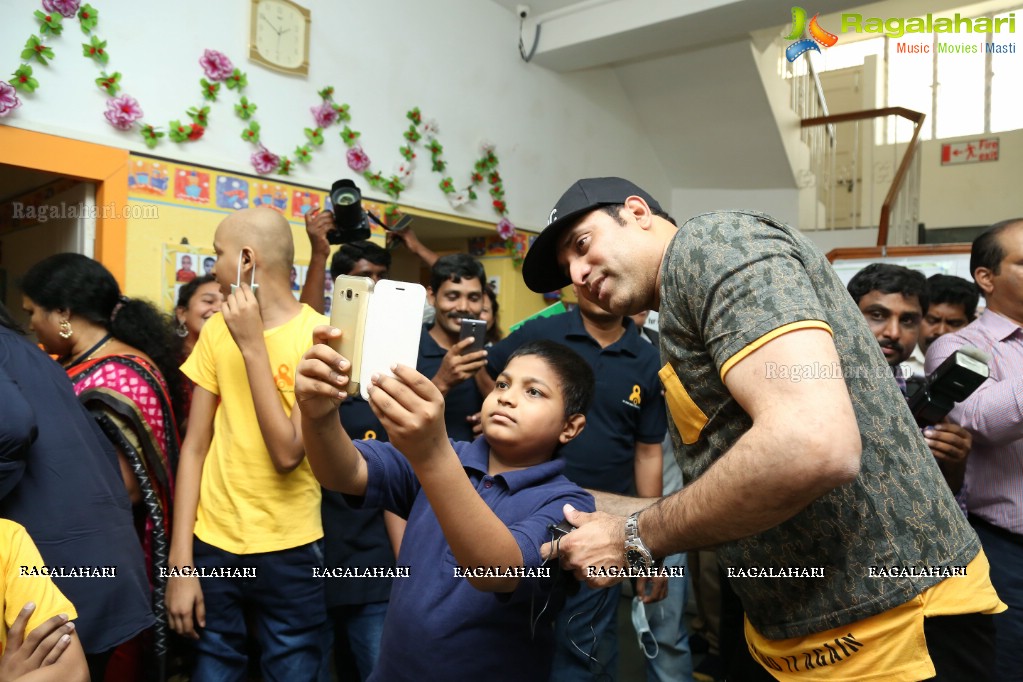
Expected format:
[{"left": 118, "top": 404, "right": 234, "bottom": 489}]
[{"left": 166, "top": 208, "right": 329, "bottom": 678}]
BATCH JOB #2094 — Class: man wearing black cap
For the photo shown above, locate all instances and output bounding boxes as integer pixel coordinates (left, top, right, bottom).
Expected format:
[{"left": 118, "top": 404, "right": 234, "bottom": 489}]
[{"left": 529, "top": 178, "right": 1004, "bottom": 680}]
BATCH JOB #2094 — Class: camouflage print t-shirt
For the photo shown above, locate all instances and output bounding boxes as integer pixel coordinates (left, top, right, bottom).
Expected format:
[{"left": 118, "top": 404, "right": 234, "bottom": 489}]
[{"left": 657, "top": 210, "right": 979, "bottom": 640}]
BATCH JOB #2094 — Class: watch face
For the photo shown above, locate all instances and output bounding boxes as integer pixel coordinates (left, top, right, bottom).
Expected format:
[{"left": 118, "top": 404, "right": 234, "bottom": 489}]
[
  {"left": 626, "top": 548, "right": 651, "bottom": 570},
  {"left": 255, "top": 0, "right": 306, "bottom": 69}
]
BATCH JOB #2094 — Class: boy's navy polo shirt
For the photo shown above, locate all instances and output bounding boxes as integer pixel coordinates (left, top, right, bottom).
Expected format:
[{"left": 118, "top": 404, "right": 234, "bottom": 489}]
[
  {"left": 486, "top": 308, "right": 667, "bottom": 494},
  {"left": 321, "top": 396, "right": 395, "bottom": 608},
  {"left": 417, "top": 323, "right": 484, "bottom": 442},
  {"left": 352, "top": 436, "right": 594, "bottom": 682}
]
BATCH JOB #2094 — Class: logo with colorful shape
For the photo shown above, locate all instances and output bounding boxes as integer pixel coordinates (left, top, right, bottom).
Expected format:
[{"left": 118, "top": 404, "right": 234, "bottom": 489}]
[{"left": 785, "top": 7, "right": 839, "bottom": 62}]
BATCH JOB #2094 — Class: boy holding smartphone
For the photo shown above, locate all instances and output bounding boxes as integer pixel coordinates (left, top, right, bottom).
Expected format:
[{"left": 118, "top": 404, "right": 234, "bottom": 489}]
[{"left": 297, "top": 338, "right": 595, "bottom": 681}]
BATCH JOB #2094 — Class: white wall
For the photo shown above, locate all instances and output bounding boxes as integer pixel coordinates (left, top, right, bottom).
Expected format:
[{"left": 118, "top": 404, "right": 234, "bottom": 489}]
[
  {"left": 919, "top": 128, "right": 1023, "bottom": 230},
  {"left": 671, "top": 188, "right": 800, "bottom": 226},
  {"left": 0, "top": 0, "right": 669, "bottom": 229}
]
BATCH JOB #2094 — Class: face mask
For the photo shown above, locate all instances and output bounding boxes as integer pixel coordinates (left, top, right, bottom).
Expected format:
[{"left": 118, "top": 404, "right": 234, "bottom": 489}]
[
  {"left": 631, "top": 596, "right": 659, "bottom": 659},
  {"left": 231, "top": 251, "right": 259, "bottom": 295}
]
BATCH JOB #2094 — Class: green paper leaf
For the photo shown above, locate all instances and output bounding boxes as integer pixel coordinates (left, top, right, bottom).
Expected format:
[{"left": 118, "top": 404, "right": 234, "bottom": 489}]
[
  {"left": 340, "top": 126, "right": 360, "bottom": 146},
  {"left": 305, "top": 127, "right": 324, "bottom": 146},
  {"left": 234, "top": 97, "right": 256, "bottom": 120},
  {"left": 384, "top": 176, "right": 404, "bottom": 199},
  {"left": 78, "top": 4, "right": 99, "bottom": 33},
  {"left": 399, "top": 146, "right": 414, "bottom": 161},
  {"left": 277, "top": 158, "right": 293, "bottom": 175},
  {"left": 82, "top": 35, "right": 109, "bottom": 65},
  {"left": 11, "top": 65, "right": 38, "bottom": 93},
  {"left": 225, "top": 68, "right": 247, "bottom": 91},
  {"left": 200, "top": 79, "right": 220, "bottom": 102},
  {"left": 168, "top": 120, "right": 190, "bottom": 143},
  {"left": 406, "top": 107, "right": 421, "bottom": 125},
  {"left": 432, "top": 160, "right": 446, "bottom": 173},
  {"left": 140, "top": 125, "right": 164, "bottom": 149},
  {"left": 404, "top": 125, "right": 421, "bottom": 143},
  {"left": 468, "top": 188, "right": 478, "bottom": 201},
  {"left": 294, "top": 145, "right": 313, "bottom": 163},
  {"left": 22, "top": 36, "right": 56, "bottom": 65},
  {"left": 241, "top": 121, "right": 260, "bottom": 144},
  {"left": 317, "top": 86, "right": 334, "bottom": 99},
  {"left": 187, "top": 106, "right": 210, "bottom": 126},
  {"left": 94, "top": 71, "right": 121, "bottom": 96},
  {"left": 438, "top": 177, "right": 455, "bottom": 194},
  {"left": 34, "top": 11, "right": 64, "bottom": 36},
  {"left": 334, "top": 103, "right": 351, "bottom": 122}
]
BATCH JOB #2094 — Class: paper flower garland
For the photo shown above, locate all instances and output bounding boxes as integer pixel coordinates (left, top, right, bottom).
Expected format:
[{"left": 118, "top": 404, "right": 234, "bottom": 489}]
[{"left": 5, "top": 0, "right": 518, "bottom": 251}]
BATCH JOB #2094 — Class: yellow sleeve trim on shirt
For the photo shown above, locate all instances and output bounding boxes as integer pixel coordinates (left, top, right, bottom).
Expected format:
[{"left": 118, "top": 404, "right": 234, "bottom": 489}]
[{"left": 719, "top": 320, "right": 834, "bottom": 381}]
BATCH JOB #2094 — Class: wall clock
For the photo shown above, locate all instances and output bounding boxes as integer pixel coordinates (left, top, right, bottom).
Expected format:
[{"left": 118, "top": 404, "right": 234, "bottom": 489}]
[{"left": 250, "top": 0, "right": 310, "bottom": 76}]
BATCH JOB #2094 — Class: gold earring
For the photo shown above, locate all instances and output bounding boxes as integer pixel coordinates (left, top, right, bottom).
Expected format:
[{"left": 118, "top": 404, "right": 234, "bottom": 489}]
[{"left": 58, "top": 319, "right": 73, "bottom": 339}]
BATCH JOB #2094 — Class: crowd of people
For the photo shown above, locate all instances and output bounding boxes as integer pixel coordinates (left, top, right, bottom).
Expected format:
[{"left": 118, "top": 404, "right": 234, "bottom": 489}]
[{"left": 0, "top": 187, "right": 1019, "bottom": 682}]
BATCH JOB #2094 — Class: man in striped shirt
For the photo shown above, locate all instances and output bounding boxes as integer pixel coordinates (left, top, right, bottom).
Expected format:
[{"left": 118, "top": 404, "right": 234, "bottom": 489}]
[{"left": 926, "top": 218, "right": 1023, "bottom": 682}]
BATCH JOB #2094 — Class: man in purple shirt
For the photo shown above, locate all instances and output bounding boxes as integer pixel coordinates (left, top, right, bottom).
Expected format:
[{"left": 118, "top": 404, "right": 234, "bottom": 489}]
[{"left": 926, "top": 218, "right": 1023, "bottom": 682}]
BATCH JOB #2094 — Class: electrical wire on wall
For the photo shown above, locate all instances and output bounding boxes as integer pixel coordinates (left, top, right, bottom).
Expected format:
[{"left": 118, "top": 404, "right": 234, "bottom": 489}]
[{"left": 519, "top": 13, "right": 541, "bottom": 62}]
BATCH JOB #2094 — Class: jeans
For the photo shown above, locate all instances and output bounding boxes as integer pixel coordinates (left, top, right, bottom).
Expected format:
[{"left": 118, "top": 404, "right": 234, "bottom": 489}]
[
  {"left": 971, "top": 518, "right": 1023, "bottom": 681},
  {"left": 191, "top": 537, "right": 327, "bottom": 682},
  {"left": 329, "top": 601, "right": 388, "bottom": 681},
  {"left": 551, "top": 583, "right": 621, "bottom": 681},
  {"left": 641, "top": 553, "right": 694, "bottom": 682}
]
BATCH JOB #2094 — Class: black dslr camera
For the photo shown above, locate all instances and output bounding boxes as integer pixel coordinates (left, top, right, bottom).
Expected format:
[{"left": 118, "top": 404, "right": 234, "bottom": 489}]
[
  {"left": 906, "top": 347, "right": 989, "bottom": 427},
  {"left": 326, "top": 179, "right": 413, "bottom": 245}
]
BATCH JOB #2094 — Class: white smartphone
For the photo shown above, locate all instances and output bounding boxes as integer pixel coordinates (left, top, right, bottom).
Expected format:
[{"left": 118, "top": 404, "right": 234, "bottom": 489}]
[
  {"left": 359, "top": 280, "right": 427, "bottom": 401},
  {"left": 328, "top": 275, "right": 374, "bottom": 396}
]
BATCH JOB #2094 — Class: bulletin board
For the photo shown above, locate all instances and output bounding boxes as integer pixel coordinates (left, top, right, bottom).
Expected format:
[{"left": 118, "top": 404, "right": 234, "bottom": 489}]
[{"left": 126, "top": 153, "right": 389, "bottom": 311}]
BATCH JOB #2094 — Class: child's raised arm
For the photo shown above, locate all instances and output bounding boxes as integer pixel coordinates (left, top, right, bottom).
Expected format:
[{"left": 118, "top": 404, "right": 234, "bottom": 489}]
[
  {"left": 295, "top": 326, "right": 369, "bottom": 496},
  {"left": 366, "top": 365, "right": 525, "bottom": 592}
]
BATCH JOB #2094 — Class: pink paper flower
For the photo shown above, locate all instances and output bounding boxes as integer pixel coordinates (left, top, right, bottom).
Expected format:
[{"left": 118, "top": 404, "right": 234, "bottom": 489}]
[
  {"left": 43, "top": 0, "right": 80, "bottom": 18},
  {"left": 0, "top": 81, "right": 21, "bottom": 117},
  {"left": 310, "top": 102, "right": 338, "bottom": 128},
  {"left": 199, "top": 49, "right": 234, "bottom": 82},
  {"left": 346, "top": 145, "right": 371, "bottom": 173},
  {"left": 251, "top": 145, "right": 280, "bottom": 175},
  {"left": 497, "top": 217, "right": 516, "bottom": 240},
  {"left": 103, "top": 95, "right": 143, "bottom": 130}
]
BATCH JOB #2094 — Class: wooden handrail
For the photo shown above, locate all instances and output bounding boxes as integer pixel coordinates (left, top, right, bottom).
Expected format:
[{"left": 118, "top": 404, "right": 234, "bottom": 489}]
[
  {"left": 826, "top": 243, "right": 969, "bottom": 264},
  {"left": 802, "top": 107, "right": 926, "bottom": 246}
]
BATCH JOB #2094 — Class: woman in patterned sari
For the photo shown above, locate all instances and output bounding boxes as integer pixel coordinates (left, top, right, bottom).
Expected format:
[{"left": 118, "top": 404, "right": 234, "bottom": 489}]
[{"left": 22, "top": 253, "right": 183, "bottom": 681}]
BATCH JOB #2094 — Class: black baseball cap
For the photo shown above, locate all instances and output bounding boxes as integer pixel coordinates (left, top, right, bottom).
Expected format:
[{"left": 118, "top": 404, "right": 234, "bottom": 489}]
[{"left": 522, "top": 177, "right": 663, "bottom": 293}]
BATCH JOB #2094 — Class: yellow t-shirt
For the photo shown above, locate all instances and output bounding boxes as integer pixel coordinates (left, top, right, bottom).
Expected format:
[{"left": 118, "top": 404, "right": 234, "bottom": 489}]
[
  {"left": 182, "top": 305, "right": 327, "bottom": 554},
  {"left": 745, "top": 549, "right": 1006, "bottom": 681},
  {"left": 0, "top": 520, "right": 78, "bottom": 658}
]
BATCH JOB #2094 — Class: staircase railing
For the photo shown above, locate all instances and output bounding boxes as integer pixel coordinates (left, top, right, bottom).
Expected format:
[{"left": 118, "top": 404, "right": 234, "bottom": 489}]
[{"left": 801, "top": 107, "right": 925, "bottom": 246}]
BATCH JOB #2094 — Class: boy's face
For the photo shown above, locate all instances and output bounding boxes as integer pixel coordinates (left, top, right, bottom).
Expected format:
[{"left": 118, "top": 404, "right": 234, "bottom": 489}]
[
  {"left": 482, "top": 354, "right": 584, "bottom": 465},
  {"left": 212, "top": 225, "right": 245, "bottom": 298}
]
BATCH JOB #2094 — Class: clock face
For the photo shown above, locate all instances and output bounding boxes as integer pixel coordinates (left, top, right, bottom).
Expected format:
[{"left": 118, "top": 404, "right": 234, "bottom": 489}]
[{"left": 254, "top": 0, "right": 307, "bottom": 71}]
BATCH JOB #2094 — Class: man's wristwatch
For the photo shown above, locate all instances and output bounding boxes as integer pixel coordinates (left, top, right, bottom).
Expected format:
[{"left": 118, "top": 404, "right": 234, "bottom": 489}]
[{"left": 624, "top": 512, "right": 656, "bottom": 570}]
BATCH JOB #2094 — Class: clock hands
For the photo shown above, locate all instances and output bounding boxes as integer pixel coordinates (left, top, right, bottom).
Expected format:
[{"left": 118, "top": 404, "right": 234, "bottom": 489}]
[{"left": 261, "top": 15, "right": 282, "bottom": 35}]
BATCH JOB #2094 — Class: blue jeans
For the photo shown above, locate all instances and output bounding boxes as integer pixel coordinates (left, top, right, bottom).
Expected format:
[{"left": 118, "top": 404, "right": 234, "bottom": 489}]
[
  {"left": 191, "top": 537, "right": 327, "bottom": 682},
  {"left": 642, "top": 553, "right": 694, "bottom": 682},
  {"left": 971, "top": 519, "right": 1023, "bottom": 682},
  {"left": 551, "top": 583, "right": 621, "bottom": 681},
  {"left": 329, "top": 601, "right": 388, "bottom": 681}
]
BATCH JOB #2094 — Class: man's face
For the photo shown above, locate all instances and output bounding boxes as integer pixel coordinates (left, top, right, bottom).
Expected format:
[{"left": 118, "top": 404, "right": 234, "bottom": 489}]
[
  {"left": 348, "top": 258, "right": 388, "bottom": 283},
  {"left": 181, "top": 255, "right": 192, "bottom": 270},
  {"left": 556, "top": 207, "right": 655, "bottom": 317},
  {"left": 919, "top": 302, "right": 970, "bottom": 354},
  {"left": 856, "top": 290, "right": 922, "bottom": 366},
  {"left": 429, "top": 277, "right": 484, "bottom": 336},
  {"left": 983, "top": 224, "right": 1023, "bottom": 325}
]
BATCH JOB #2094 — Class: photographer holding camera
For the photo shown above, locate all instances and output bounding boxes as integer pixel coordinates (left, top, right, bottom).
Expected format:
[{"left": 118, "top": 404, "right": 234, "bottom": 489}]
[{"left": 847, "top": 263, "right": 972, "bottom": 494}]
